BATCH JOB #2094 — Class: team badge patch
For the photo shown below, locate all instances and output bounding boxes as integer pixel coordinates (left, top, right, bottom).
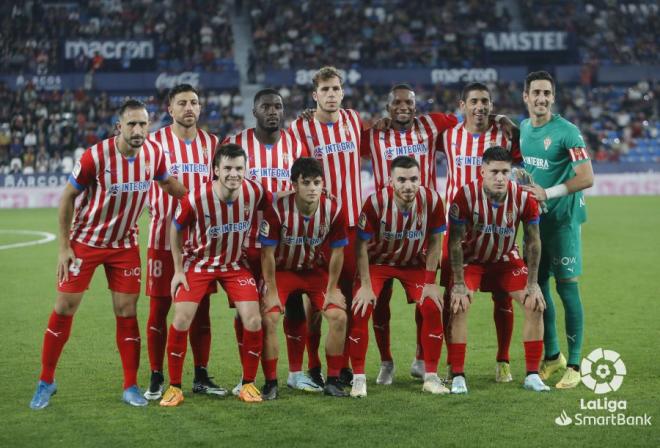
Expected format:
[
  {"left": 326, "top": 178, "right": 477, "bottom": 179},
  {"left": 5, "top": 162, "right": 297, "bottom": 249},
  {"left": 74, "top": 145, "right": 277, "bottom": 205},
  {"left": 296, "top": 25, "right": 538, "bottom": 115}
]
[
  {"left": 449, "top": 202, "right": 460, "bottom": 220},
  {"left": 543, "top": 137, "right": 552, "bottom": 150},
  {"left": 358, "top": 212, "right": 367, "bottom": 230},
  {"left": 244, "top": 204, "right": 251, "bottom": 219},
  {"left": 318, "top": 224, "right": 328, "bottom": 237},
  {"left": 506, "top": 211, "right": 513, "bottom": 225},
  {"left": 145, "top": 167, "right": 151, "bottom": 178},
  {"left": 259, "top": 220, "right": 270, "bottom": 237}
]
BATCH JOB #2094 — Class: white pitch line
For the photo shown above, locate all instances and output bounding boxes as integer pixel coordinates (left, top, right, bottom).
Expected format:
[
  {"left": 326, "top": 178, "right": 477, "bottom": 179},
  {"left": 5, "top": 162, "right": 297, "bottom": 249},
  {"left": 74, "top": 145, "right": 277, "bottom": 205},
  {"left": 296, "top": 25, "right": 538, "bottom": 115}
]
[{"left": 0, "top": 229, "right": 56, "bottom": 250}]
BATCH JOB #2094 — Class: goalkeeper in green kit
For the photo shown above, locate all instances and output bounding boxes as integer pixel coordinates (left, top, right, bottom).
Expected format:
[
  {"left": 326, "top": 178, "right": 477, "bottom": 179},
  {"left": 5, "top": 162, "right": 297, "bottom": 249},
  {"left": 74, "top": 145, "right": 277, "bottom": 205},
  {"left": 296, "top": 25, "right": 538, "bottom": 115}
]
[{"left": 519, "top": 71, "right": 594, "bottom": 389}]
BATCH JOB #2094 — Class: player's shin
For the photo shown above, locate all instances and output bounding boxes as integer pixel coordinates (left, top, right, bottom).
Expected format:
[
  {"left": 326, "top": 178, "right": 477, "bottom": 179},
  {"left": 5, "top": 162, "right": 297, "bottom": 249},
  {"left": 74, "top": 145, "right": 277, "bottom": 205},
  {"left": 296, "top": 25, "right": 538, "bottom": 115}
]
[
  {"left": 540, "top": 279, "right": 560, "bottom": 359},
  {"left": 348, "top": 304, "right": 373, "bottom": 375},
  {"left": 189, "top": 294, "right": 211, "bottom": 369},
  {"left": 373, "top": 281, "right": 393, "bottom": 362},
  {"left": 419, "top": 300, "right": 443, "bottom": 373},
  {"left": 262, "top": 311, "right": 281, "bottom": 381},
  {"left": 325, "top": 308, "right": 348, "bottom": 378},
  {"left": 40, "top": 311, "right": 74, "bottom": 383},
  {"left": 166, "top": 324, "right": 188, "bottom": 387},
  {"left": 556, "top": 281, "right": 584, "bottom": 367},
  {"left": 492, "top": 292, "right": 514, "bottom": 362},
  {"left": 447, "top": 311, "right": 468, "bottom": 376},
  {"left": 522, "top": 306, "right": 544, "bottom": 373},
  {"left": 116, "top": 315, "right": 141, "bottom": 389},
  {"left": 147, "top": 296, "right": 171, "bottom": 372}
]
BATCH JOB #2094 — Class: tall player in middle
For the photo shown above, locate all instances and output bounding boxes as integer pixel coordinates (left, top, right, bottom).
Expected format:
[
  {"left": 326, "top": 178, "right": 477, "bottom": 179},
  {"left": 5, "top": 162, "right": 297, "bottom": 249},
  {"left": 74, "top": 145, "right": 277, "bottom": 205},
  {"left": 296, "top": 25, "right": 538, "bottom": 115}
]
[
  {"left": 144, "top": 84, "right": 223, "bottom": 400},
  {"left": 291, "top": 67, "right": 364, "bottom": 386},
  {"left": 223, "top": 89, "right": 320, "bottom": 393}
]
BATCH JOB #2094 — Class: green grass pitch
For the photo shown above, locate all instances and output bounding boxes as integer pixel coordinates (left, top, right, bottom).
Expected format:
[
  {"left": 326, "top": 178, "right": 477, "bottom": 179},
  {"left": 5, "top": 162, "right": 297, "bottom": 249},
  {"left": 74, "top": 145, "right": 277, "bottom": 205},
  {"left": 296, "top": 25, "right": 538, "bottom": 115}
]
[{"left": 0, "top": 196, "right": 658, "bottom": 447}]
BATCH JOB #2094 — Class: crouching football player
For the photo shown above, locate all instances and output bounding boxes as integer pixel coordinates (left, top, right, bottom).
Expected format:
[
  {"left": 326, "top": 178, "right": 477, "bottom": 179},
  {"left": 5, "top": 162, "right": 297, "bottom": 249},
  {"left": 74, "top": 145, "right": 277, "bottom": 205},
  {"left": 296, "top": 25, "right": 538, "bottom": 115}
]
[{"left": 446, "top": 146, "right": 549, "bottom": 393}]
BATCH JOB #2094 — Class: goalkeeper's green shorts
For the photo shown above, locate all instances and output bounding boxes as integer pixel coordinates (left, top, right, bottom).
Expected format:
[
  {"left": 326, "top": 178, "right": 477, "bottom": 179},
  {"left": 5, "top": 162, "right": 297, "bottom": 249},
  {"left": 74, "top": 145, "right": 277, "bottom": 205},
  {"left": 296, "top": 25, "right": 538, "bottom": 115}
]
[{"left": 538, "top": 220, "right": 582, "bottom": 281}]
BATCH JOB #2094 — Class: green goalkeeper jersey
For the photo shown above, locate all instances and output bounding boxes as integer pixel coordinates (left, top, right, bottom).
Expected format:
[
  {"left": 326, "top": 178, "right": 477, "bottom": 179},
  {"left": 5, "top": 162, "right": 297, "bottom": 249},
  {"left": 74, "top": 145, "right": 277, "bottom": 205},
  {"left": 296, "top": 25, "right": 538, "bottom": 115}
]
[{"left": 520, "top": 114, "right": 590, "bottom": 225}]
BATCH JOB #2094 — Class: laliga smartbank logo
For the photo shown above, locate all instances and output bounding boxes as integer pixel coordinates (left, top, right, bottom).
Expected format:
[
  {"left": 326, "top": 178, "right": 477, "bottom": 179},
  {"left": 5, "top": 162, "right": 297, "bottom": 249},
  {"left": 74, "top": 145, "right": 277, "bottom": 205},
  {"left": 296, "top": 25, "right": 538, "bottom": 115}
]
[{"left": 554, "top": 348, "right": 652, "bottom": 427}]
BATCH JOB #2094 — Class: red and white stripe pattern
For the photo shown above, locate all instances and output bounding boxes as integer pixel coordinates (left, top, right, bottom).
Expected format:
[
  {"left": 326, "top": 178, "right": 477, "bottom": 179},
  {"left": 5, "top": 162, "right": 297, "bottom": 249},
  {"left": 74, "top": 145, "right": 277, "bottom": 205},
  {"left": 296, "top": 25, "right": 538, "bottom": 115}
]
[
  {"left": 69, "top": 137, "right": 168, "bottom": 248},
  {"left": 148, "top": 126, "right": 217, "bottom": 250},
  {"left": 364, "top": 113, "right": 456, "bottom": 190},
  {"left": 358, "top": 186, "right": 446, "bottom": 267},
  {"left": 449, "top": 180, "right": 539, "bottom": 263},
  {"left": 174, "top": 180, "right": 266, "bottom": 272},
  {"left": 291, "top": 109, "right": 362, "bottom": 226},
  {"left": 223, "top": 128, "right": 308, "bottom": 248},
  {"left": 442, "top": 122, "right": 521, "bottom": 204},
  {"left": 260, "top": 194, "right": 347, "bottom": 271},
  {"left": 568, "top": 147, "right": 589, "bottom": 161}
]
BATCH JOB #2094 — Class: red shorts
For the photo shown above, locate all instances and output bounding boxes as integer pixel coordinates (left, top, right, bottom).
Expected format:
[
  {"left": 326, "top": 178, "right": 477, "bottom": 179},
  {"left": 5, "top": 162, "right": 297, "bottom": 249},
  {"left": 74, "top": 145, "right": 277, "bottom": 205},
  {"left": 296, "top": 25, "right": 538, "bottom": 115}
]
[
  {"left": 174, "top": 266, "right": 259, "bottom": 304},
  {"left": 357, "top": 265, "right": 426, "bottom": 304},
  {"left": 57, "top": 241, "right": 141, "bottom": 294},
  {"left": 459, "top": 258, "right": 528, "bottom": 293},
  {"left": 266, "top": 269, "right": 339, "bottom": 313},
  {"left": 146, "top": 248, "right": 217, "bottom": 298}
]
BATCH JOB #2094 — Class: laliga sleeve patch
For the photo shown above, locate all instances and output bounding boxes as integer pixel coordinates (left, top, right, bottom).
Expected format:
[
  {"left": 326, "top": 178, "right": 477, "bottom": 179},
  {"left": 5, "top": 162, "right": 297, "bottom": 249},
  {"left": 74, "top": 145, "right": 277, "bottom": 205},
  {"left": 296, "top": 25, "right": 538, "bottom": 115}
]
[
  {"left": 449, "top": 202, "right": 460, "bottom": 220},
  {"left": 358, "top": 212, "right": 367, "bottom": 230},
  {"left": 72, "top": 160, "right": 82, "bottom": 178},
  {"left": 259, "top": 219, "right": 270, "bottom": 237}
]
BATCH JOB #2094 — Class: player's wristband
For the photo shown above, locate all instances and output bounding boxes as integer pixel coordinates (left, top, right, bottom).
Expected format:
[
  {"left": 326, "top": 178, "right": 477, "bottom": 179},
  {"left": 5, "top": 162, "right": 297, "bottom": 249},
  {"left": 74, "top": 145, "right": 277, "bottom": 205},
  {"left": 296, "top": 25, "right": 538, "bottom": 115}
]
[
  {"left": 424, "top": 270, "right": 437, "bottom": 284},
  {"left": 544, "top": 184, "right": 569, "bottom": 200}
]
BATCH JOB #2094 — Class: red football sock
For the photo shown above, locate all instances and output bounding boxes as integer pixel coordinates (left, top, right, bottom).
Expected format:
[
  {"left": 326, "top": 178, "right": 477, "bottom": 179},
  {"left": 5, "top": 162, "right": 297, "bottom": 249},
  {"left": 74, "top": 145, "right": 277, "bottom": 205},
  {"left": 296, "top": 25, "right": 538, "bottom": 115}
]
[
  {"left": 442, "top": 289, "right": 452, "bottom": 364},
  {"left": 116, "top": 316, "right": 141, "bottom": 389},
  {"left": 234, "top": 315, "right": 244, "bottom": 360},
  {"left": 340, "top": 278, "right": 353, "bottom": 370},
  {"left": 190, "top": 294, "right": 211, "bottom": 368},
  {"left": 524, "top": 340, "right": 544, "bottom": 373},
  {"left": 241, "top": 328, "right": 263, "bottom": 383},
  {"left": 448, "top": 343, "right": 467, "bottom": 375},
  {"left": 166, "top": 325, "right": 188, "bottom": 386},
  {"left": 262, "top": 357, "right": 278, "bottom": 381},
  {"left": 283, "top": 315, "right": 307, "bottom": 372},
  {"left": 146, "top": 296, "right": 170, "bottom": 372},
  {"left": 348, "top": 304, "right": 373, "bottom": 374},
  {"left": 372, "top": 283, "right": 393, "bottom": 362},
  {"left": 415, "top": 305, "right": 424, "bottom": 360},
  {"left": 326, "top": 354, "right": 344, "bottom": 378},
  {"left": 419, "top": 300, "right": 443, "bottom": 373},
  {"left": 493, "top": 293, "right": 514, "bottom": 362},
  {"left": 306, "top": 330, "right": 322, "bottom": 370},
  {"left": 39, "top": 311, "right": 73, "bottom": 383}
]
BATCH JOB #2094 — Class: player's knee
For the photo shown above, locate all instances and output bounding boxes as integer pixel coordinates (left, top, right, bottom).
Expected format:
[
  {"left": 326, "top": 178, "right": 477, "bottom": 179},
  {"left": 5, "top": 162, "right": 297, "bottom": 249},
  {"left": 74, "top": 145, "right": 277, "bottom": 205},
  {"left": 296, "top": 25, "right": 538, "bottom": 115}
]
[
  {"left": 325, "top": 308, "right": 347, "bottom": 333},
  {"left": 54, "top": 293, "right": 82, "bottom": 315},
  {"left": 525, "top": 307, "right": 543, "bottom": 323},
  {"left": 242, "top": 313, "right": 262, "bottom": 332},
  {"left": 262, "top": 311, "right": 281, "bottom": 329}
]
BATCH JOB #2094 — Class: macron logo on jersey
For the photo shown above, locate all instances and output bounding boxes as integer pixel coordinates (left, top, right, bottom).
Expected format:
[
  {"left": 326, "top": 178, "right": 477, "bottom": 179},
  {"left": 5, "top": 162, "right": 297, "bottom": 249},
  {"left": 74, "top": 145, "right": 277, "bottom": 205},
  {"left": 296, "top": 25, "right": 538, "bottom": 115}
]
[
  {"left": 313, "top": 141, "right": 356, "bottom": 159},
  {"left": 383, "top": 229, "right": 424, "bottom": 241},
  {"left": 385, "top": 143, "right": 429, "bottom": 160},
  {"left": 108, "top": 181, "right": 151, "bottom": 196},
  {"left": 523, "top": 156, "right": 550, "bottom": 170},
  {"left": 249, "top": 167, "right": 290, "bottom": 181},
  {"left": 455, "top": 155, "right": 482, "bottom": 167},
  {"left": 207, "top": 221, "right": 250, "bottom": 237},
  {"left": 169, "top": 163, "right": 209, "bottom": 176}
]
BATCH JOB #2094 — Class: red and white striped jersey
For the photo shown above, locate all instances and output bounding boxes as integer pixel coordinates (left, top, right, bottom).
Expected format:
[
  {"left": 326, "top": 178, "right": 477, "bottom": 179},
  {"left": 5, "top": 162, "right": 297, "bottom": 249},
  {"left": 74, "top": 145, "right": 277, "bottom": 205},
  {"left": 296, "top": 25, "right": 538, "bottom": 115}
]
[
  {"left": 448, "top": 179, "right": 539, "bottom": 264},
  {"left": 223, "top": 128, "right": 308, "bottom": 248},
  {"left": 358, "top": 186, "right": 446, "bottom": 267},
  {"left": 68, "top": 136, "right": 168, "bottom": 248},
  {"left": 362, "top": 113, "right": 457, "bottom": 190},
  {"left": 174, "top": 180, "right": 269, "bottom": 272},
  {"left": 148, "top": 126, "right": 217, "bottom": 250},
  {"left": 259, "top": 194, "right": 348, "bottom": 271},
  {"left": 441, "top": 122, "right": 522, "bottom": 205},
  {"left": 291, "top": 109, "right": 363, "bottom": 227}
]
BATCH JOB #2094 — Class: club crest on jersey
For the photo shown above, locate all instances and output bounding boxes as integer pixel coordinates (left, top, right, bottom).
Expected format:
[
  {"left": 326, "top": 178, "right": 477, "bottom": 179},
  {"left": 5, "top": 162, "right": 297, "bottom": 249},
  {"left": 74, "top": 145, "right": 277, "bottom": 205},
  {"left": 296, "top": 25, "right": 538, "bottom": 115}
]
[
  {"left": 145, "top": 167, "right": 151, "bottom": 178},
  {"left": 259, "top": 220, "right": 269, "bottom": 237},
  {"left": 449, "top": 203, "right": 460, "bottom": 220},
  {"left": 318, "top": 224, "right": 328, "bottom": 237},
  {"left": 543, "top": 137, "right": 552, "bottom": 150},
  {"left": 72, "top": 161, "right": 82, "bottom": 178},
  {"left": 358, "top": 212, "right": 367, "bottom": 230},
  {"left": 506, "top": 211, "right": 513, "bottom": 225},
  {"left": 244, "top": 204, "right": 251, "bottom": 219}
]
